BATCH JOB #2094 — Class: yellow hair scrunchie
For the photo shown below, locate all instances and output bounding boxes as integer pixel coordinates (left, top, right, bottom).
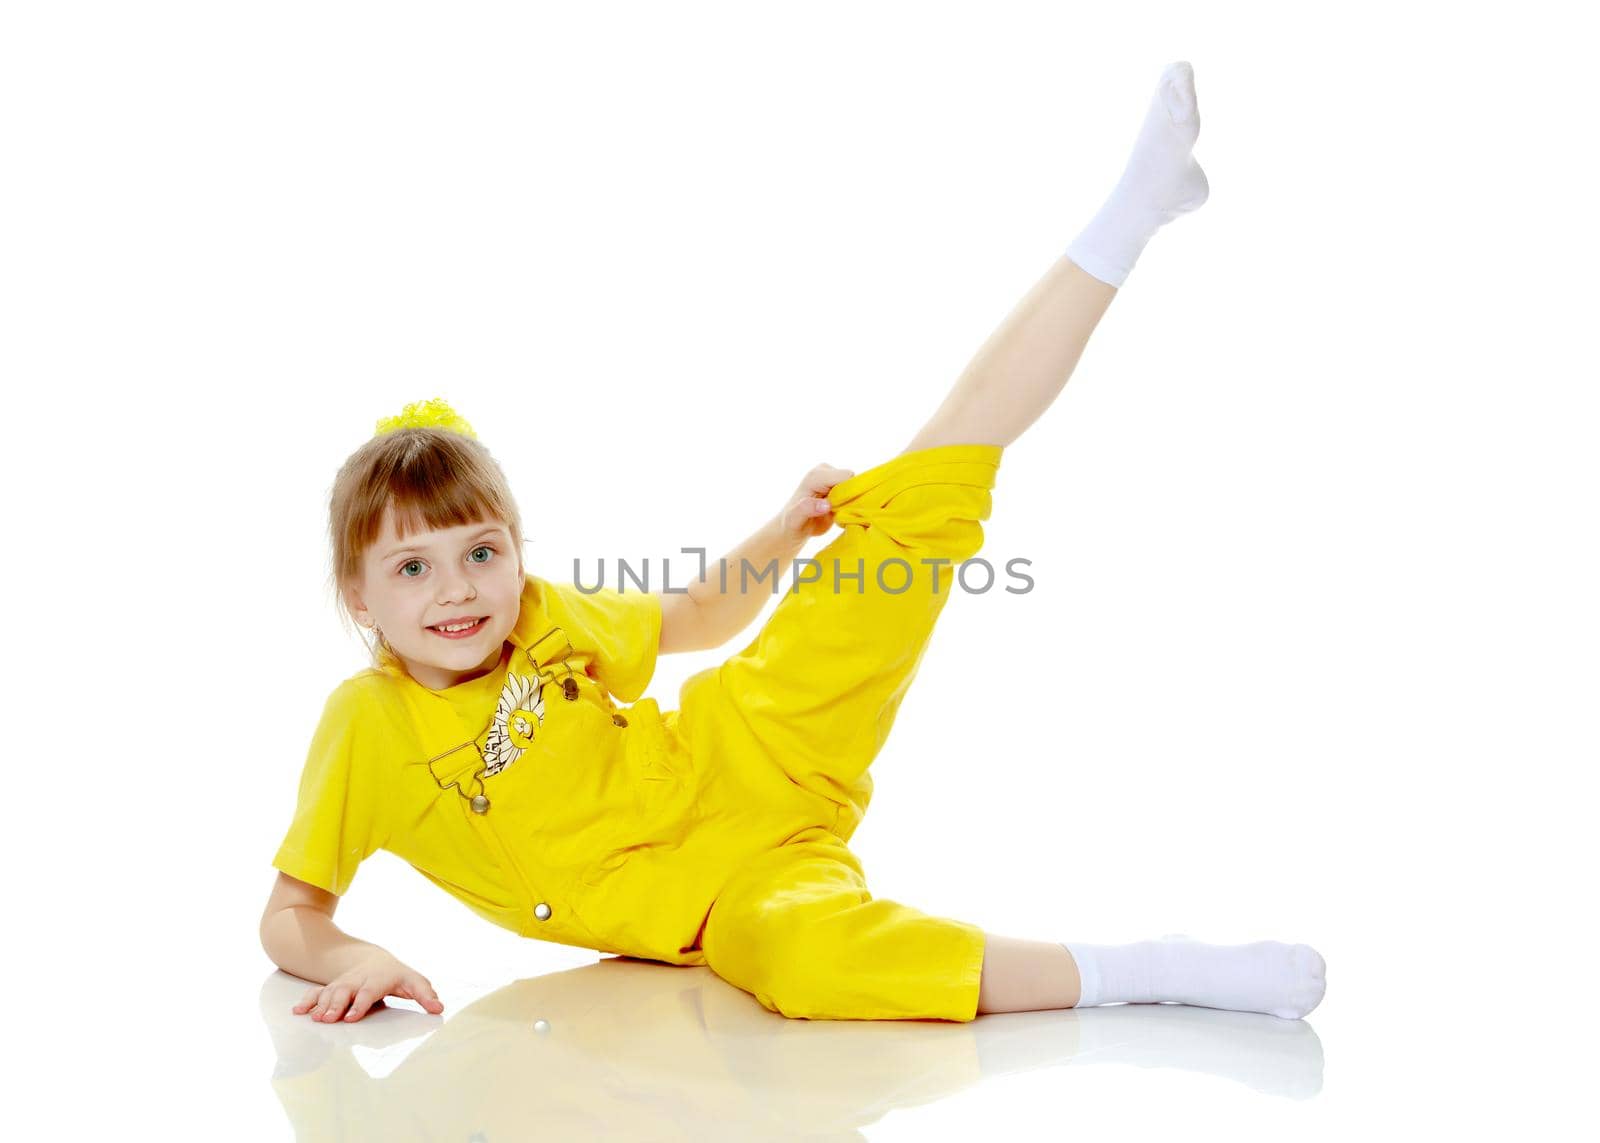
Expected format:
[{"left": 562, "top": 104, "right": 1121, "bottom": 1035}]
[{"left": 373, "top": 397, "right": 479, "bottom": 440}]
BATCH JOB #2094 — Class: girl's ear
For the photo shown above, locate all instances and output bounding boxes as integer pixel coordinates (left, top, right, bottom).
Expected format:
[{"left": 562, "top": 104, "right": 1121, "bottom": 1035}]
[{"left": 340, "top": 579, "right": 369, "bottom": 624}]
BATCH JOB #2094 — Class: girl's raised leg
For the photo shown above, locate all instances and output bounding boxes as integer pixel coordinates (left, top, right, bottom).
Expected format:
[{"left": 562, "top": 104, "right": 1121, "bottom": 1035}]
[
  {"left": 904, "top": 257, "right": 1116, "bottom": 454},
  {"left": 904, "top": 61, "right": 1210, "bottom": 455}
]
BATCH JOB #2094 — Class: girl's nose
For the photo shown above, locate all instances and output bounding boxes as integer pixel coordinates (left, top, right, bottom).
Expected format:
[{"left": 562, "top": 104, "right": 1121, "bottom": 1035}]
[{"left": 438, "top": 575, "right": 477, "bottom": 603}]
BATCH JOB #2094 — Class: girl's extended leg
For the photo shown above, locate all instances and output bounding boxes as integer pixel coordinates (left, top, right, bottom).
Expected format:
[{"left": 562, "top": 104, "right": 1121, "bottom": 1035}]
[
  {"left": 699, "top": 831, "right": 1326, "bottom": 1021},
  {"left": 980, "top": 933, "right": 1327, "bottom": 1019},
  {"left": 904, "top": 61, "right": 1210, "bottom": 455},
  {"left": 976, "top": 934, "right": 1083, "bottom": 1014}
]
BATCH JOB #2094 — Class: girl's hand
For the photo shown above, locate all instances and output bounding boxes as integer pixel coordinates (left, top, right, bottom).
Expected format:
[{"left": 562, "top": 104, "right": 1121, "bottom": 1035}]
[
  {"left": 291, "top": 950, "right": 444, "bottom": 1024},
  {"left": 778, "top": 464, "right": 855, "bottom": 543}
]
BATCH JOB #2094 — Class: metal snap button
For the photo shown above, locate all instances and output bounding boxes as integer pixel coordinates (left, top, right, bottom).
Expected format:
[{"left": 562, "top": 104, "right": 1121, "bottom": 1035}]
[
  {"left": 470, "top": 794, "right": 490, "bottom": 814},
  {"left": 534, "top": 902, "right": 552, "bottom": 921},
  {"left": 612, "top": 713, "right": 628, "bottom": 727},
  {"left": 562, "top": 677, "right": 579, "bottom": 701}
]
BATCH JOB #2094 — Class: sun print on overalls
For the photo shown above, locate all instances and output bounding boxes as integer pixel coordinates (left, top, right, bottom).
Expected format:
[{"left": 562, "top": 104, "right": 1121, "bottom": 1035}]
[
  {"left": 480, "top": 626, "right": 579, "bottom": 777},
  {"left": 482, "top": 670, "right": 545, "bottom": 776}
]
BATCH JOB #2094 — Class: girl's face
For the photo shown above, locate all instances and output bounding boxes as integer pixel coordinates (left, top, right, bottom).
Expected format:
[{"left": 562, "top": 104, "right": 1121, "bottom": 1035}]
[{"left": 345, "top": 505, "right": 524, "bottom": 691}]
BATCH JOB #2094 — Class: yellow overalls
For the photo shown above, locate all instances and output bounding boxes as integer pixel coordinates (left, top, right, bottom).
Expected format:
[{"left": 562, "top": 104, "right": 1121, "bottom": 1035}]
[{"left": 272, "top": 442, "right": 1003, "bottom": 1022}]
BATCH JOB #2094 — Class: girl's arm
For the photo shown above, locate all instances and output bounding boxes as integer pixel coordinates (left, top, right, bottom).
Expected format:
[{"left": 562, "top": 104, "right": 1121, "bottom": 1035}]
[
  {"left": 261, "top": 871, "right": 444, "bottom": 1023},
  {"left": 659, "top": 463, "right": 853, "bottom": 654}
]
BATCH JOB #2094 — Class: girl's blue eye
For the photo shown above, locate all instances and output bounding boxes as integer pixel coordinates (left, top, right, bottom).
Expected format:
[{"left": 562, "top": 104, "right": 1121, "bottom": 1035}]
[
  {"left": 401, "top": 560, "right": 424, "bottom": 577},
  {"left": 470, "top": 545, "right": 494, "bottom": 563}
]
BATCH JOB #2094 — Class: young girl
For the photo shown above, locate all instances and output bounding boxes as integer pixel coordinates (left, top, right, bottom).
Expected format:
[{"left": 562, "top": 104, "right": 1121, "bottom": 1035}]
[{"left": 261, "top": 61, "right": 1326, "bottom": 1026}]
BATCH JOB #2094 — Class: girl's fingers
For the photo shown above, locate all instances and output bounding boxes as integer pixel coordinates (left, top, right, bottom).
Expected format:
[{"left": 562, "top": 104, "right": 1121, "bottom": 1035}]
[
  {"left": 344, "top": 987, "right": 380, "bottom": 1022},
  {"left": 321, "top": 985, "right": 353, "bottom": 1021},
  {"left": 307, "top": 987, "right": 330, "bottom": 1018},
  {"left": 797, "top": 501, "right": 830, "bottom": 530},
  {"left": 295, "top": 982, "right": 391, "bottom": 1021},
  {"left": 405, "top": 975, "right": 444, "bottom": 1012},
  {"left": 803, "top": 465, "right": 854, "bottom": 496},
  {"left": 781, "top": 490, "right": 838, "bottom": 539}
]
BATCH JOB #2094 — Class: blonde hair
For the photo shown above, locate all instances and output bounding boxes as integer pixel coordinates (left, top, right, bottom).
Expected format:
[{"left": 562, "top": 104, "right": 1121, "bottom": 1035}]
[{"left": 327, "top": 425, "right": 526, "bottom": 661}]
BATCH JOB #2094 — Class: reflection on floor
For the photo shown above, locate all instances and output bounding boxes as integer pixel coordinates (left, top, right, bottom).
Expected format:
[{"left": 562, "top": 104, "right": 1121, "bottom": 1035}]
[{"left": 262, "top": 956, "right": 1323, "bottom": 1139}]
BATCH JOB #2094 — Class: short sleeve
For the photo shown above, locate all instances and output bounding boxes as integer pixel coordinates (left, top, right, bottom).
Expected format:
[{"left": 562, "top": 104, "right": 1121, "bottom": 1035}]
[
  {"left": 542, "top": 579, "right": 663, "bottom": 704},
  {"left": 271, "top": 680, "right": 391, "bottom": 897}
]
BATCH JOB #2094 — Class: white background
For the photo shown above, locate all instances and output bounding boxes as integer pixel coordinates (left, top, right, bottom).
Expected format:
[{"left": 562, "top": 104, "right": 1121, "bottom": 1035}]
[{"left": 5, "top": 1, "right": 1595, "bottom": 1139}]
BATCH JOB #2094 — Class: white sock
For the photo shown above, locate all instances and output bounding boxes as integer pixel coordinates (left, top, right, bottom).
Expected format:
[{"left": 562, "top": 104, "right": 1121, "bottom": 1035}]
[
  {"left": 1065, "top": 61, "right": 1211, "bottom": 287},
  {"left": 1062, "top": 934, "right": 1328, "bottom": 1020}
]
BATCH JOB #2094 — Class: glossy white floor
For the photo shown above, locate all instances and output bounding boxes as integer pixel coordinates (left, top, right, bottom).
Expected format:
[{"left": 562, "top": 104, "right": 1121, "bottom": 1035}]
[{"left": 232, "top": 921, "right": 1589, "bottom": 1139}]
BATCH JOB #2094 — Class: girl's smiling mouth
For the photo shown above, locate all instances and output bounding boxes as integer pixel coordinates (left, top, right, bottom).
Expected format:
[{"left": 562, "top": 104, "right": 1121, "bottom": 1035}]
[{"left": 428, "top": 616, "right": 488, "bottom": 638}]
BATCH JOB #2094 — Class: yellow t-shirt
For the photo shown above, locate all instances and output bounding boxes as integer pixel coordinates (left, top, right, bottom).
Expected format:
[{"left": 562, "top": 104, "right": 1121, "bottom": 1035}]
[{"left": 271, "top": 572, "right": 686, "bottom": 954}]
